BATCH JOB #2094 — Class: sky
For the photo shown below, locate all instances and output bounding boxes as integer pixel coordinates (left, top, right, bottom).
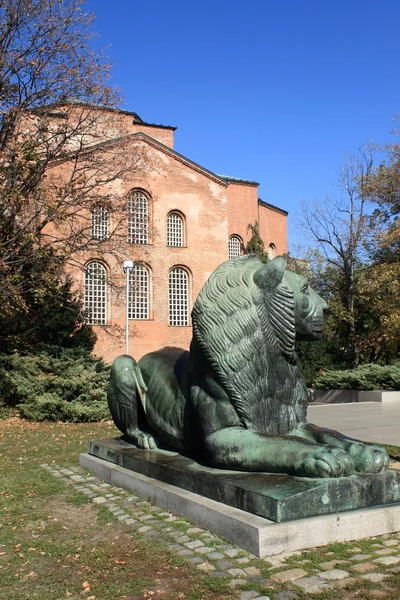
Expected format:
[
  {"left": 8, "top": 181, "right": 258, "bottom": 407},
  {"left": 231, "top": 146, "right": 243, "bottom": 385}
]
[{"left": 85, "top": 0, "right": 400, "bottom": 248}]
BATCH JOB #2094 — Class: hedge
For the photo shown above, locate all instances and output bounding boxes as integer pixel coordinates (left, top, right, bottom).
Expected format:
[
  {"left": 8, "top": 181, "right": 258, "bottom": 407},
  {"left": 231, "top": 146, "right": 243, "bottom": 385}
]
[
  {"left": 0, "top": 348, "right": 111, "bottom": 422},
  {"left": 314, "top": 363, "right": 400, "bottom": 391}
]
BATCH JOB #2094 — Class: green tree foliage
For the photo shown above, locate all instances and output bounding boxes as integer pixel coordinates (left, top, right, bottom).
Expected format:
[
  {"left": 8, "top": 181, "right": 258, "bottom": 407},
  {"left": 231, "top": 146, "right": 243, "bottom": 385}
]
[
  {"left": 285, "top": 253, "right": 354, "bottom": 380},
  {"left": 364, "top": 122, "right": 400, "bottom": 264},
  {"left": 289, "top": 250, "right": 400, "bottom": 371},
  {"left": 0, "top": 0, "right": 148, "bottom": 322},
  {"left": 245, "top": 221, "right": 269, "bottom": 262},
  {"left": 0, "top": 243, "right": 96, "bottom": 354},
  {"left": 0, "top": 348, "right": 110, "bottom": 421}
]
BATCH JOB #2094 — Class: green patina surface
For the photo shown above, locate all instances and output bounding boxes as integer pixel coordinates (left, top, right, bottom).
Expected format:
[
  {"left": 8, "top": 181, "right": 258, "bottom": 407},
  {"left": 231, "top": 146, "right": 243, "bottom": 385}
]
[
  {"left": 89, "top": 438, "right": 400, "bottom": 522},
  {"left": 106, "top": 255, "right": 390, "bottom": 510}
]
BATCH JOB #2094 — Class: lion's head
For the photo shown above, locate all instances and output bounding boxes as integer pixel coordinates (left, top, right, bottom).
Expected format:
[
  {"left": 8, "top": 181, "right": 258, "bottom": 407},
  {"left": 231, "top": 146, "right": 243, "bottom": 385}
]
[{"left": 254, "top": 256, "right": 328, "bottom": 342}]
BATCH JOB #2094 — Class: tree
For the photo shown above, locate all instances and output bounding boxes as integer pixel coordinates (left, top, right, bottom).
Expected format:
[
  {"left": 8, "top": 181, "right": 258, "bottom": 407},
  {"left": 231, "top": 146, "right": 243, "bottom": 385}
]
[
  {"left": 245, "top": 221, "right": 269, "bottom": 262},
  {"left": 0, "top": 0, "right": 149, "bottom": 319},
  {"left": 296, "top": 147, "right": 375, "bottom": 366},
  {"left": 285, "top": 252, "right": 353, "bottom": 379},
  {"left": 355, "top": 261, "right": 400, "bottom": 363},
  {"left": 0, "top": 244, "right": 96, "bottom": 353},
  {"left": 364, "top": 119, "right": 400, "bottom": 264}
]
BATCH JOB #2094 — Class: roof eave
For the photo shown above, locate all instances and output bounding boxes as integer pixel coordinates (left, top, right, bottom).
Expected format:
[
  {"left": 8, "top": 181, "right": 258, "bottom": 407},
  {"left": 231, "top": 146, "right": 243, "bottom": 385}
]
[{"left": 258, "top": 198, "right": 289, "bottom": 216}]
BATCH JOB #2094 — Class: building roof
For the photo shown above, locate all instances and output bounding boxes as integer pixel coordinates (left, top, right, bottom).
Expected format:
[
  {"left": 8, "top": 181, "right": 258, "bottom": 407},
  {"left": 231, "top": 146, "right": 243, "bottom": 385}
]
[
  {"left": 133, "top": 133, "right": 227, "bottom": 184},
  {"left": 70, "top": 102, "right": 178, "bottom": 130},
  {"left": 77, "top": 102, "right": 177, "bottom": 130},
  {"left": 52, "top": 130, "right": 229, "bottom": 186},
  {"left": 134, "top": 121, "right": 177, "bottom": 131},
  {"left": 69, "top": 101, "right": 145, "bottom": 123},
  {"left": 217, "top": 174, "right": 259, "bottom": 186},
  {"left": 33, "top": 100, "right": 177, "bottom": 130},
  {"left": 258, "top": 198, "right": 289, "bottom": 216}
]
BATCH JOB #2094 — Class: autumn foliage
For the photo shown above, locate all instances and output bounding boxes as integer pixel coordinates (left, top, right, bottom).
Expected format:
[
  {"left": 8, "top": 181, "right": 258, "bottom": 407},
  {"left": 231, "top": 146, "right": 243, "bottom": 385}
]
[{"left": 0, "top": 1, "right": 147, "bottom": 341}]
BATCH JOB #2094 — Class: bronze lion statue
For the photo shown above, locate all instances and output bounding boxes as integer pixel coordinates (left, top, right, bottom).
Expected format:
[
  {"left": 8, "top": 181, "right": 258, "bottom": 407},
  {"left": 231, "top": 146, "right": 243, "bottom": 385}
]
[{"left": 108, "top": 256, "right": 389, "bottom": 478}]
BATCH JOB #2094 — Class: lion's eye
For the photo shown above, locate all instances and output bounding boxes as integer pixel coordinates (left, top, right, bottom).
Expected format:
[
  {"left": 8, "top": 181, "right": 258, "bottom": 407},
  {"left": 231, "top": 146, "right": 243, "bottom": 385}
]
[{"left": 301, "top": 285, "right": 309, "bottom": 295}]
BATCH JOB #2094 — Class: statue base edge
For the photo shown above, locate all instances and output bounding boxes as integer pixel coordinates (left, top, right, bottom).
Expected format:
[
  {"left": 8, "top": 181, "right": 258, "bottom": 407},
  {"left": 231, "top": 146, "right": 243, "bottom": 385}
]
[
  {"left": 79, "top": 450, "right": 400, "bottom": 557},
  {"left": 87, "top": 438, "right": 400, "bottom": 523}
]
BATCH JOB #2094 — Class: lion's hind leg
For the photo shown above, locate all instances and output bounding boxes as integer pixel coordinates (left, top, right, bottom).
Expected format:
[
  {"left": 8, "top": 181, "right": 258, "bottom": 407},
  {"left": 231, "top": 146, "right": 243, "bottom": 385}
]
[{"left": 107, "top": 355, "right": 156, "bottom": 449}]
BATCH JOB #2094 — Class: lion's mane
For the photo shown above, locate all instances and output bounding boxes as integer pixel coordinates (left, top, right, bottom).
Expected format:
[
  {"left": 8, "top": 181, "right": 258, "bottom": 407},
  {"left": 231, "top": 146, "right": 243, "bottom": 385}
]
[{"left": 191, "top": 256, "right": 307, "bottom": 435}]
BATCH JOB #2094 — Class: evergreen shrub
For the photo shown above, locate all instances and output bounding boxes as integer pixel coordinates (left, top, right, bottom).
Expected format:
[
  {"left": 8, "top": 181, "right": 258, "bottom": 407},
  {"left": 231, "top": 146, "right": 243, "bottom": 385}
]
[
  {"left": 0, "top": 348, "right": 111, "bottom": 422},
  {"left": 314, "top": 363, "right": 400, "bottom": 391}
]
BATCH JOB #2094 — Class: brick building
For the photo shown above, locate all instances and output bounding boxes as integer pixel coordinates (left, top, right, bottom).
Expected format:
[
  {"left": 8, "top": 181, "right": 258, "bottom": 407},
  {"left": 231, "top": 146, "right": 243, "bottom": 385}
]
[{"left": 50, "top": 105, "right": 288, "bottom": 362}]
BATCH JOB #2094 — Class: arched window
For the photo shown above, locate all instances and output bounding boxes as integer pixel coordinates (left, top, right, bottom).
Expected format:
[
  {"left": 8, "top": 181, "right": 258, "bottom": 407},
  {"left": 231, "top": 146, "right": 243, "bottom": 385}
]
[
  {"left": 128, "top": 263, "right": 150, "bottom": 320},
  {"left": 268, "top": 243, "right": 276, "bottom": 259},
  {"left": 228, "top": 235, "right": 242, "bottom": 259},
  {"left": 128, "top": 190, "right": 149, "bottom": 244},
  {"left": 91, "top": 205, "right": 109, "bottom": 241},
  {"left": 84, "top": 262, "right": 107, "bottom": 325},
  {"left": 167, "top": 212, "right": 184, "bottom": 247},
  {"left": 169, "top": 267, "right": 189, "bottom": 326}
]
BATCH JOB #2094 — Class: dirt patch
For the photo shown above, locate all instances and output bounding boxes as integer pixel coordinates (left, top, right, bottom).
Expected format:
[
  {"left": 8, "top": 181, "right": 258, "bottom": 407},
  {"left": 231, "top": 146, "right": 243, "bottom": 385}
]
[{"left": 48, "top": 494, "right": 108, "bottom": 533}]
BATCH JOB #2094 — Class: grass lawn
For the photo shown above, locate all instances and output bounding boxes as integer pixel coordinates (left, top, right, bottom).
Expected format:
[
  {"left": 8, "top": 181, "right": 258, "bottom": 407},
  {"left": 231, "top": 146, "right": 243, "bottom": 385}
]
[
  {"left": 2, "top": 417, "right": 400, "bottom": 600},
  {"left": 0, "top": 418, "right": 236, "bottom": 600}
]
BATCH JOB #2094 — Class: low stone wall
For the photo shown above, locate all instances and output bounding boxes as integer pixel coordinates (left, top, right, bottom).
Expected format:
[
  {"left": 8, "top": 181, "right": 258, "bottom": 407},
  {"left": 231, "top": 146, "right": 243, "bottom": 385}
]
[{"left": 309, "top": 389, "right": 400, "bottom": 404}]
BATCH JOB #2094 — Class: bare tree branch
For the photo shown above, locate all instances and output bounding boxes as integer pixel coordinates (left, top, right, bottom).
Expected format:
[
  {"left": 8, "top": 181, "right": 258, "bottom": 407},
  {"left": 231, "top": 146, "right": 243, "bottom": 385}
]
[{"left": 295, "top": 145, "right": 376, "bottom": 365}]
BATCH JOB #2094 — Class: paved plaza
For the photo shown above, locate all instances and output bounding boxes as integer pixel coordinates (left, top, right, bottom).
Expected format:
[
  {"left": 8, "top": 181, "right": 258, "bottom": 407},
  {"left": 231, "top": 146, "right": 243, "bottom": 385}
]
[{"left": 308, "top": 401, "right": 400, "bottom": 446}]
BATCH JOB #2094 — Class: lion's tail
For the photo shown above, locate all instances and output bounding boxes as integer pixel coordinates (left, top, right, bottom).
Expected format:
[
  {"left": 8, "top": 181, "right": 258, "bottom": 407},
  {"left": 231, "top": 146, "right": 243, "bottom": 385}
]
[{"left": 107, "top": 355, "right": 140, "bottom": 437}]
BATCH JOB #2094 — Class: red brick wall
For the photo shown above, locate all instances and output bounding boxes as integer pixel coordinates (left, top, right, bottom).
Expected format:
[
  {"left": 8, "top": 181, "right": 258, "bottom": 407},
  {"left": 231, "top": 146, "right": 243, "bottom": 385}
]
[
  {"left": 130, "top": 123, "right": 174, "bottom": 148},
  {"left": 93, "top": 110, "right": 175, "bottom": 148},
  {"left": 226, "top": 182, "right": 259, "bottom": 250},
  {"left": 225, "top": 183, "right": 288, "bottom": 257},
  {"left": 258, "top": 204, "right": 288, "bottom": 256},
  {"left": 48, "top": 116, "right": 288, "bottom": 364},
  {"left": 59, "top": 139, "right": 229, "bottom": 362}
]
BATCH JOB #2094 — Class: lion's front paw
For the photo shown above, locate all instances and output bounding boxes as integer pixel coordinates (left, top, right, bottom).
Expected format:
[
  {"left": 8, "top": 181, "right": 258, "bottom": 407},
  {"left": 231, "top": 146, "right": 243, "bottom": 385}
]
[
  {"left": 126, "top": 428, "right": 157, "bottom": 450},
  {"left": 136, "top": 431, "right": 157, "bottom": 450},
  {"left": 297, "top": 445, "right": 355, "bottom": 478},
  {"left": 346, "top": 442, "right": 390, "bottom": 474}
]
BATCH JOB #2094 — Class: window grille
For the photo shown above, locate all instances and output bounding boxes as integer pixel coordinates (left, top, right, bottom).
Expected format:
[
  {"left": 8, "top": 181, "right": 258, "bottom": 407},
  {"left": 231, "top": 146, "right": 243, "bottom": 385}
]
[
  {"left": 167, "top": 212, "right": 183, "bottom": 247},
  {"left": 91, "top": 205, "right": 109, "bottom": 241},
  {"left": 169, "top": 267, "right": 189, "bottom": 326},
  {"left": 128, "top": 264, "right": 149, "bottom": 319},
  {"left": 84, "top": 262, "right": 107, "bottom": 325},
  {"left": 228, "top": 235, "right": 241, "bottom": 259},
  {"left": 128, "top": 190, "right": 149, "bottom": 244}
]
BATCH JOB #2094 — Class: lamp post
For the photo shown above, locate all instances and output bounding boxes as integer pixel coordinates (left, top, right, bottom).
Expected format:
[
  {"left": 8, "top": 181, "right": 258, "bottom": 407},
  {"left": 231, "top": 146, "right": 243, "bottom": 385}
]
[{"left": 123, "top": 261, "right": 134, "bottom": 355}]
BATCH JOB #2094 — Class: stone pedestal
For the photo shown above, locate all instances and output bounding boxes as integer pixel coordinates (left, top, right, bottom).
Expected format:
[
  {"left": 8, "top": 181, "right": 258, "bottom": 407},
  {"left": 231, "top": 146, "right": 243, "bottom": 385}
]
[
  {"left": 80, "top": 445, "right": 400, "bottom": 557},
  {"left": 88, "top": 438, "right": 400, "bottom": 523}
]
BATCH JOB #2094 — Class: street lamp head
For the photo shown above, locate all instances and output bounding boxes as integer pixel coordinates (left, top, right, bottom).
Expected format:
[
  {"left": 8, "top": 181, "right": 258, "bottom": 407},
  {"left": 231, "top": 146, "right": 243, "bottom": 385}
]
[{"left": 123, "top": 260, "right": 134, "bottom": 272}]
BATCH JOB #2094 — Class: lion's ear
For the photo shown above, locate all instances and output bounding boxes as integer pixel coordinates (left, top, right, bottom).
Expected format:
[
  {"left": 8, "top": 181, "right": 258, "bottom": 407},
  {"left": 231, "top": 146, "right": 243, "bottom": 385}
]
[{"left": 254, "top": 256, "right": 286, "bottom": 290}]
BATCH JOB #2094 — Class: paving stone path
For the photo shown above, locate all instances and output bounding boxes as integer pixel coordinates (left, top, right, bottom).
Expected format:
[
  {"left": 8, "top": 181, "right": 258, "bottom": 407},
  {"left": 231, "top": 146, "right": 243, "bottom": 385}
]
[{"left": 41, "top": 463, "right": 400, "bottom": 599}]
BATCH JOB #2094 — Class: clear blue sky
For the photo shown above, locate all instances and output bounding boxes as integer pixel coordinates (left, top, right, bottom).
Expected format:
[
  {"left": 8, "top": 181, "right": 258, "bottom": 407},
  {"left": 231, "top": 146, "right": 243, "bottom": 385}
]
[{"left": 85, "top": 0, "right": 400, "bottom": 248}]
